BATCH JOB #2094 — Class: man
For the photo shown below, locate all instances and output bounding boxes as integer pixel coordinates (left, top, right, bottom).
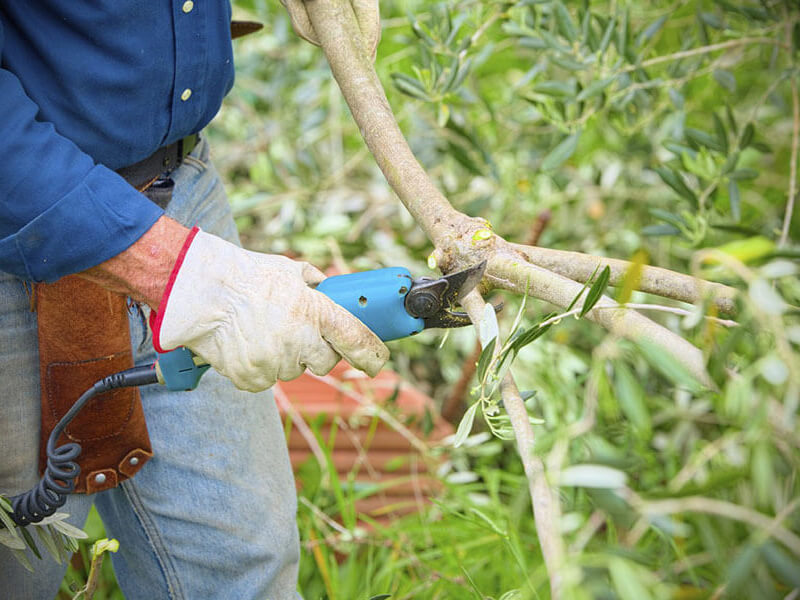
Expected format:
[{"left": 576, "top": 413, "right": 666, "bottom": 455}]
[{"left": 0, "top": 1, "right": 385, "bottom": 598}]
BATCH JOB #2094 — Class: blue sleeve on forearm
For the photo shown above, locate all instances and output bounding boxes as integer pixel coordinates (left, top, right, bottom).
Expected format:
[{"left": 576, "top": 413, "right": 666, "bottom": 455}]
[{"left": 0, "top": 21, "right": 164, "bottom": 283}]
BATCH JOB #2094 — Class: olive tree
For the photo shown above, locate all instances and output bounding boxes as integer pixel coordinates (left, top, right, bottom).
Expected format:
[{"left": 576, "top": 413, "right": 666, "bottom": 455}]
[{"left": 286, "top": 0, "right": 798, "bottom": 597}]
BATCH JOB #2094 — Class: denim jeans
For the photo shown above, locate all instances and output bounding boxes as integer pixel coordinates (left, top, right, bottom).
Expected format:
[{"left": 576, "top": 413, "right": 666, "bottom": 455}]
[{"left": 0, "top": 138, "right": 302, "bottom": 599}]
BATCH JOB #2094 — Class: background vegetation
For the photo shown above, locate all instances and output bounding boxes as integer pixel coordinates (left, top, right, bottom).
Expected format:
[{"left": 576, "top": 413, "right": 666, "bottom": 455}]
[{"left": 10, "top": 0, "right": 798, "bottom": 598}]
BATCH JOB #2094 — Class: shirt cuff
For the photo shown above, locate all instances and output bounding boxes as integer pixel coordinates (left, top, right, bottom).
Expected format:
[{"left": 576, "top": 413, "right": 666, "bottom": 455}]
[{"left": 0, "top": 164, "right": 164, "bottom": 282}]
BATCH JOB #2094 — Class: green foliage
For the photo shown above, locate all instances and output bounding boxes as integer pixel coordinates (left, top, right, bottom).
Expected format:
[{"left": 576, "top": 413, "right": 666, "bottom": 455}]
[
  {"left": 58, "top": 508, "right": 125, "bottom": 600},
  {"left": 217, "top": 0, "right": 800, "bottom": 596},
  {"left": 59, "top": 0, "right": 800, "bottom": 597},
  {"left": 296, "top": 430, "right": 546, "bottom": 599},
  {"left": 1, "top": 495, "right": 86, "bottom": 575}
]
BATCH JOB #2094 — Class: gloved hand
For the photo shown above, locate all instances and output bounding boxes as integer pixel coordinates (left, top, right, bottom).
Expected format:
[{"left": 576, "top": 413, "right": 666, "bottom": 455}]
[
  {"left": 150, "top": 228, "right": 389, "bottom": 392},
  {"left": 281, "top": 0, "right": 381, "bottom": 60}
]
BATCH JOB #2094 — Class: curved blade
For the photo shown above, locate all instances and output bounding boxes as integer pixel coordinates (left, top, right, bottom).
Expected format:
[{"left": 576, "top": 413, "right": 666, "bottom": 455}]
[
  {"left": 440, "top": 260, "right": 487, "bottom": 306},
  {"left": 420, "top": 260, "right": 490, "bottom": 330}
]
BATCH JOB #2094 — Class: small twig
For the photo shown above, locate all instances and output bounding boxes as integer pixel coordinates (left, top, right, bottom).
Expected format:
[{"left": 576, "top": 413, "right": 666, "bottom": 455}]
[
  {"left": 305, "top": 372, "right": 431, "bottom": 455},
  {"left": 538, "top": 308, "right": 582, "bottom": 328},
  {"left": 461, "top": 290, "right": 567, "bottom": 600},
  {"left": 620, "top": 36, "right": 785, "bottom": 73},
  {"left": 609, "top": 303, "right": 738, "bottom": 327},
  {"left": 325, "top": 237, "right": 349, "bottom": 275},
  {"left": 537, "top": 303, "right": 737, "bottom": 329},
  {"left": 469, "top": 8, "right": 504, "bottom": 46},
  {"left": 82, "top": 553, "right": 105, "bottom": 600},
  {"left": 668, "top": 432, "right": 745, "bottom": 492},
  {"left": 638, "top": 496, "right": 800, "bottom": 556},
  {"left": 780, "top": 75, "right": 799, "bottom": 247},
  {"left": 569, "top": 510, "right": 606, "bottom": 554},
  {"left": 299, "top": 496, "right": 352, "bottom": 536},
  {"left": 527, "top": 209, "right": 552, "bottom": 247},
  {"left": 566, "top": 339, "right": 617, "bottom": 440},
  {"left": 274, "top": 384, "right": 329, "bottom": 470},
  {"left": 333, "top": 415, "right": 383, "bottom": 482}
]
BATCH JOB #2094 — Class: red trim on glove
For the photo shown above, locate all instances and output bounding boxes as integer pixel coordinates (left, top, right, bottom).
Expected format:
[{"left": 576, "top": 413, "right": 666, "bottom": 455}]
[{"left": 150, "top": 226, "right": 200, "bottom": 353}]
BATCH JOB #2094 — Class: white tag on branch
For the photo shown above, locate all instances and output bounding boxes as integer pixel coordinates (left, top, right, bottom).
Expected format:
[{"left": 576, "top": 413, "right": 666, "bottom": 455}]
[
  {"left": 478, "top": 302, "right": 500, "bottom": 348},
  {"left": 559, "top": 464, "right": 628, "bottom": 489}
]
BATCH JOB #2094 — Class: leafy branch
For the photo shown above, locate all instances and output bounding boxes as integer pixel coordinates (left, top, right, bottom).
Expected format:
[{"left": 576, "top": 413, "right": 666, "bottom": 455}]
[
  {"left": 0, "top": 495, "right": 87, "bottom": 573},
  {"left": 296, "top": 0, "right": 785, "bottom": 596}
]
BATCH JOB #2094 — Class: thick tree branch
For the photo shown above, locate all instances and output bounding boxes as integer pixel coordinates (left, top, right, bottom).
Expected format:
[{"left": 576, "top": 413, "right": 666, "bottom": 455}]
[
  {"left": 304, "top": 0, "right": 471, "bottom": 246},
  {"left": 487, "top": 252, "right": 714, "bottom": 388},
  {"left": 508, "top": 243, "right": 737, "bottom": 315}
]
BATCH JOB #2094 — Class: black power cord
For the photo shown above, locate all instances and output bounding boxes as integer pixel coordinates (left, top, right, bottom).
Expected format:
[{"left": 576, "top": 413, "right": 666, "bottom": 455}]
[{"left": 4, "top": 365, "right": 158, "bottom": 527}]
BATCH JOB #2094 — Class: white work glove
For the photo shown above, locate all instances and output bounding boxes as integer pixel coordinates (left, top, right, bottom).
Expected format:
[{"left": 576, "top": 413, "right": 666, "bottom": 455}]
[
  {"left": 281, "top": 0, "right": 381, "bottom": 61},
  {"left": 150, "top": 229, "right": 389, "bottom": 392}
]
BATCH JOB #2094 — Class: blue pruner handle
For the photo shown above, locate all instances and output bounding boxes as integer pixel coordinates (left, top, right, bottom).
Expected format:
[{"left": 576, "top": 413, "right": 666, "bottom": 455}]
[
  {"left": 315, "top": 267, "right": 424, "bottom": 341},
  {"left": 155, "top": 346, "right": 210, "bottom": 391}
]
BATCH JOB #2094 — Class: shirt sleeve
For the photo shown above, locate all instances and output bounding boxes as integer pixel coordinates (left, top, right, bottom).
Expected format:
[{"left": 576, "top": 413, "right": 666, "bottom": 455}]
[{"left": 0, "top": 21, "right": 164, "bottom": 283}]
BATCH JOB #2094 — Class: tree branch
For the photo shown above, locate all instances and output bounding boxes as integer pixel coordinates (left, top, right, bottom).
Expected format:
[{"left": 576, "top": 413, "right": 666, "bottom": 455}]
[
  {"left": 781, "top": 74, "right": 799, "bottom": 247},
  {"left": 461, "top": 290, "right": 567, "bottom": 599},
  {"left": 619, "top": 35, "right": 787, "bottom": 73},
  {"left": 637, "top": 496, "right": 800, "bottom": 557},
  {"left": 487, "top": 252, "right": 714, "bottom": 388},
  {"left": 300, "top": 0, "right": 731, "bottom": 593},
  {"left": 507, "top": 243, "right": 737, "bottom": 314},
  {"left": 303, "top": 0, "right": 474, "bottom": 247}
]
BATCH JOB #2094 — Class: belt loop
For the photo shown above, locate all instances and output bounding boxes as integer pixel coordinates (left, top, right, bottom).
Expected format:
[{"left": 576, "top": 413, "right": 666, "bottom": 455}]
[
  {"left": 144, "top": 178, "right": 175, "bottom": 209},
  {"left": 115, "top": 132, "right": 199, "bottom": 198}
]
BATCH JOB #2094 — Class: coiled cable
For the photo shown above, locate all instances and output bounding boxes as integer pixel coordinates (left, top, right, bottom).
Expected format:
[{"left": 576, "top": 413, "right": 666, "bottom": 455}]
[{"left": 4, "top": 365, "right": 158, "bottom": 527}]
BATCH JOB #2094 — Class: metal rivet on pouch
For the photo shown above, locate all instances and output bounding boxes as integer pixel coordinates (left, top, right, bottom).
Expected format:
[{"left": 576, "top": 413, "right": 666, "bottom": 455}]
[
  {"left": 130, "top": 457, "right": 140, "bottom": 466},
  {"left": 95, "top": 473, "right": 107, "bottom": 485}
]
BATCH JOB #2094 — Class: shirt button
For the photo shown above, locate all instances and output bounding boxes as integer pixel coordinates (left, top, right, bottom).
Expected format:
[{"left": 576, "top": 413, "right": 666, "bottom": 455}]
[
  {"left": 181, "top": 88, "right": 192, "bottom": 101},
  {"left": 182, "top": 1, "right": 194, "bottom": 13}
]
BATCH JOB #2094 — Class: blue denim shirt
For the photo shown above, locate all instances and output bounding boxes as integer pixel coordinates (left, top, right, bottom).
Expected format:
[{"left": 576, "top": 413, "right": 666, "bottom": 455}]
[{"left": 0, "top": 1, "right": 235, "bottom": 282}]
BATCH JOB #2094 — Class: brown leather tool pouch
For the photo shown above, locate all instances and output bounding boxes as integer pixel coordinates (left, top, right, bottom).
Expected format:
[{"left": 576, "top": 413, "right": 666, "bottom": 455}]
[{"left": 36, "top": 277, "right": 152, "bottom": 494}]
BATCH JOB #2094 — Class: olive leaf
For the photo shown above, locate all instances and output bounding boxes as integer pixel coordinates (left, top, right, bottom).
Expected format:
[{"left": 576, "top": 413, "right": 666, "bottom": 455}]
[
  {"left": 453, "top": 402, "right": 480, "bottom": 448},
  {"left": 580, "top": 265, "right": 611, "bottom": 317}
]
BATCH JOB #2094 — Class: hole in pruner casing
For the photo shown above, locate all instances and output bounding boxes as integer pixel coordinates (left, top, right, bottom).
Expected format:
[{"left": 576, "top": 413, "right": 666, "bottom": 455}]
[{"left": 358, "top": 296, "right": 368, "bottom": 306}]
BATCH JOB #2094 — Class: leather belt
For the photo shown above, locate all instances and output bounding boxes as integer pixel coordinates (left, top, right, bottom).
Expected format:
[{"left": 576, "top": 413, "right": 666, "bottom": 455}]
[{"left": 115, "top": 133, "right": 199, "bottom": 194}]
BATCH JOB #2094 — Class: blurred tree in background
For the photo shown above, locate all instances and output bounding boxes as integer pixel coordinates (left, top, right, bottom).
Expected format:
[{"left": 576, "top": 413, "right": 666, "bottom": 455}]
[{"left": 53, "top": 0, "right": 800, "bottom": 598}]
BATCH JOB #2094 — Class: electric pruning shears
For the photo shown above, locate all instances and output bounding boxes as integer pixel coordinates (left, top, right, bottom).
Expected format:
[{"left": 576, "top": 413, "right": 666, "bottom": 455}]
[
  {"left": 6, "top": 262, "right": 492, "bottom": 526},
  {"left": 155, "top": 260, "right": 489, "bottom": 390}
]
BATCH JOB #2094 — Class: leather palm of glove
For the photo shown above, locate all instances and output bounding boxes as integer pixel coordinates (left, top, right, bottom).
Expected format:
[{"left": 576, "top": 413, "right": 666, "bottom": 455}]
[
  {"left": 281, "top": 0, "right": 381, "bottom": 61},
  {"left": 150, "top": 228, "right": 389, "bottom": 392}
]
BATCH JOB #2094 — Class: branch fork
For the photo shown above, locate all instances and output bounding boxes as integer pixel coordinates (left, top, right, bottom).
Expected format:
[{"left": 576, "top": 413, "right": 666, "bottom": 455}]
[{"left": 299, "top": 1, "right": 739, "bottom": 595}]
